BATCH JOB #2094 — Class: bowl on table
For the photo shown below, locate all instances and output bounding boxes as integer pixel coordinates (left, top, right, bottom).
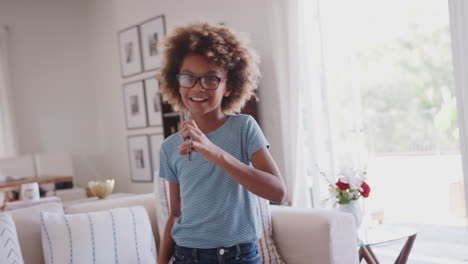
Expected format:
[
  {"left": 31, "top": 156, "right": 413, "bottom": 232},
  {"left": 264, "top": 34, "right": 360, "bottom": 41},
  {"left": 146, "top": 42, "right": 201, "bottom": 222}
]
[{"left": 87, "top": 179, "right": 115, "bottom": 199}]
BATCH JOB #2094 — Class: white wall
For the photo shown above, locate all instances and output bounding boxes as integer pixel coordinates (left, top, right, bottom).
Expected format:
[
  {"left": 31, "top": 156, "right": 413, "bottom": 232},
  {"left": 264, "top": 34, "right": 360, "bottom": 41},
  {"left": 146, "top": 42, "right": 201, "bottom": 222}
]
[
  {"left": 88, "top": 0, "right": 286, "bottom": 193},
  {"left": 0, "top": 0, "right": 101, "bottom": 186}
]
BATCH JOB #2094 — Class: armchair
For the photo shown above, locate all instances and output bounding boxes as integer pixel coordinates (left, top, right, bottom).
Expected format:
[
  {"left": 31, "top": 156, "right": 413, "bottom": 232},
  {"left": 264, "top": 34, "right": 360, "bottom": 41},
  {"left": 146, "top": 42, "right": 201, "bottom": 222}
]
[{"left": 271, "top": 205, "right": 359, "bottom": 264}]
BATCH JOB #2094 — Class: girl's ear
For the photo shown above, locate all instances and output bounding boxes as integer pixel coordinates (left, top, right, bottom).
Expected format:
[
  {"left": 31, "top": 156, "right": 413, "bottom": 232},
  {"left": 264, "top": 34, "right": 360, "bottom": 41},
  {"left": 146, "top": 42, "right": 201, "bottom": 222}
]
[
  {"left": 224, "top": 87, "right": 231, "bottom": 97},
  {"left": 224, "top": 80, "right": 231, "bottom": 97}
]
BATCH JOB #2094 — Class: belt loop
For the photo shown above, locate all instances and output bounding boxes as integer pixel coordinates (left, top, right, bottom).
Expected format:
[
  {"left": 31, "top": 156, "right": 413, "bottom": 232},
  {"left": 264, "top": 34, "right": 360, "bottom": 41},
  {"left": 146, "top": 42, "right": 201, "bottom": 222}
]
[
  {"left": 235, "top": 244, "right": 241, "bottom": 260},
  {"left": 192, "top": 248, "right": 199, "bottom": 262}
]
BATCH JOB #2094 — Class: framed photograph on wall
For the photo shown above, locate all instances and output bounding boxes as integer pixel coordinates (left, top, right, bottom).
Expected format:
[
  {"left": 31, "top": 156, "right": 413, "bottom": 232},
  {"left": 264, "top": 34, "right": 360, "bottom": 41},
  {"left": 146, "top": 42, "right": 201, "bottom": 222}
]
[
  {"left": 149, "top": 133, "right": 164, "bottom": 176},
  {"left": 127, "top": 135, "right": 153, "bottom": 182},
  {"left": 144, "top": 78, "right": 163, "bottom": 126},
  {"left": 118, "top": 26, "right": 143, "bottom": 77},
  {"left": 140, "top": 15, "right": 166, "bottom": 71},
  {"left": 123, "top": 81, "right": 148, "bottom": 129}
]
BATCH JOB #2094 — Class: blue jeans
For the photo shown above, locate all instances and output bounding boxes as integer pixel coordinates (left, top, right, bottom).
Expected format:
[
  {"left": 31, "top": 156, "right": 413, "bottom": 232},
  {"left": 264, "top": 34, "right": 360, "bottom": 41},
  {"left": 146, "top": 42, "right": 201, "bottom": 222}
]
[{"left": 173, "top": 242, "right": 261, "bottom": 264}]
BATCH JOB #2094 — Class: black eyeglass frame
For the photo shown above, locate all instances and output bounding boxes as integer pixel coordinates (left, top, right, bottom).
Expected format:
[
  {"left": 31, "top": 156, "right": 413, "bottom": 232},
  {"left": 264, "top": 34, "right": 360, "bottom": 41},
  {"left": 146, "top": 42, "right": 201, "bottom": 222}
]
[{"left": 176, "top": 74, "right": 223, "bottom": 90}]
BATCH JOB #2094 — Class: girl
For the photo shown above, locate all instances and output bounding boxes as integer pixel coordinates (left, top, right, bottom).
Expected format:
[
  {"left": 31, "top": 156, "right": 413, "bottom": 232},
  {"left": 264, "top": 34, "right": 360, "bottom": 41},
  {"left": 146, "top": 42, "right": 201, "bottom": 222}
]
[{"left": 158, "top": 22, "right": 286, "bottom": 264}]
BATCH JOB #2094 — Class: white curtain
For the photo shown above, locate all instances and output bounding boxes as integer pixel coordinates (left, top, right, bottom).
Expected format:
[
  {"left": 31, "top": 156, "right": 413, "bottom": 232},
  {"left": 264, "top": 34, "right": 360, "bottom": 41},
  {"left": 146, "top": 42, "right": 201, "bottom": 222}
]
[
  {"left": 0, "top": 26, "right": 19, "bottom": 157},
  {"left": 448, "top": 0, "right": 468, "bottom": 222},
  {"left": 268, "top": 0, "right": 334, "bottom": 207}
]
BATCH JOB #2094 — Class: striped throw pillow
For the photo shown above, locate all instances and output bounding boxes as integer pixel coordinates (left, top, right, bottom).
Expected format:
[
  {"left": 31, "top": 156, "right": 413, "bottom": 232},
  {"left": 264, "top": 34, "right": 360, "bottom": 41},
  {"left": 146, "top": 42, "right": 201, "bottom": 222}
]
[
  {"left": 40, "top": 206, "right": 156, "bottom": 264},
  {"left": 0, "top": 213, "right": 24, "bottom": 264},
  {"left": 154, "top": 178, "right": 284, "bottom": 264},
  {"left": 256, "top": 197, "right": 285, "bottom": 264}
]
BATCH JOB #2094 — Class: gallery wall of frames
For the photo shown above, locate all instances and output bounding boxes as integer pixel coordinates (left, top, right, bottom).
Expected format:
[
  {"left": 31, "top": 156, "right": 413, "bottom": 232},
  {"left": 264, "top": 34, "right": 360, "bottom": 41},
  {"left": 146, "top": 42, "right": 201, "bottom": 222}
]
[{"left": 118, "top": 15, "right": 178, "bottom": 183}]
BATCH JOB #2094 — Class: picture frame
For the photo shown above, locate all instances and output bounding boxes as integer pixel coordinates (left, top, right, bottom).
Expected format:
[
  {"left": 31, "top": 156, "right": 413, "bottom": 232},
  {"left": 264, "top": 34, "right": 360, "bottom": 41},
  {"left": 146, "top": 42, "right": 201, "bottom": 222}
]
[
  {"left": 127, "top": 135, "right": 153, "bottom": 182},
  {"left": 123, "top": 81, "right": 148, "bottom": 129},
  {"left": 149, "top": 133, "right": 164, "bottom": 175},
  {"left": 118, "top": 26, "right": 143, "bottom": 77},
  {"left": 140, "top": 15, "right": 166, "bottom": 71},
  {"left": 144, "top": 78, "right": 163, "bottom": 126}
]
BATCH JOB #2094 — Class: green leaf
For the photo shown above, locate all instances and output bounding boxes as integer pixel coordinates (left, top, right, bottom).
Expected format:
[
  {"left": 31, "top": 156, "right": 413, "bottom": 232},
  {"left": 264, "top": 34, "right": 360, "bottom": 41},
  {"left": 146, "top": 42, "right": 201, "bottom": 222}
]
[{"left": 338, "top": 197, "right": 350, "bottom": 204}]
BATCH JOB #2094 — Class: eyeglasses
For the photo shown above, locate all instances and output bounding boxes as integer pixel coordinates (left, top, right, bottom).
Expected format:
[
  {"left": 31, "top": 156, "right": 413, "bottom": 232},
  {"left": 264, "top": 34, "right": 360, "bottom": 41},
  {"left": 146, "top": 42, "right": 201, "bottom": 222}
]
[{"left": 176, "top": 74, "right": 223, "bottom": 90}]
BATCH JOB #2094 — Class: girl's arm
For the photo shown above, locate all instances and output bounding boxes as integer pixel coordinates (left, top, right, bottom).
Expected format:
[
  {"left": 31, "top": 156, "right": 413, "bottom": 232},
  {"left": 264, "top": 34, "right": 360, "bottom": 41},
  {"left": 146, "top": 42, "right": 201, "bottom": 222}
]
[
  {"left": 157, "top": 182, "right": 182, "bottom": 264},
  {"left": 180, "top": 121, "right": 287, "bottom": 204},
  {"left": 214, "top": 146, "right": 287, "bottom": 204}
]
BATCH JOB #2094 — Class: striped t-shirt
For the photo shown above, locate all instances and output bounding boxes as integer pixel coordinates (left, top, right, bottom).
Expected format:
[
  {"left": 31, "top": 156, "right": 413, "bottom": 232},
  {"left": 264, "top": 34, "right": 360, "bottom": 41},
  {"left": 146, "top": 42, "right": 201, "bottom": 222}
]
[{"left": 159, "top": 114, "right": 270, "bottom": 248}]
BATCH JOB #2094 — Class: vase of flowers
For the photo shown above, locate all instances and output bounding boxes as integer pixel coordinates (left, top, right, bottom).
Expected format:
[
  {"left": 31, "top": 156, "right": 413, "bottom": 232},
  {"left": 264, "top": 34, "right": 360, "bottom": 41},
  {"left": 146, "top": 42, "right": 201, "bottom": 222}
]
[
  {"left": 337, "top": 200, "right": 363, "bottom": 228},
  {"left": 323, "top": 168, "right": 371, "bottom": 228}
]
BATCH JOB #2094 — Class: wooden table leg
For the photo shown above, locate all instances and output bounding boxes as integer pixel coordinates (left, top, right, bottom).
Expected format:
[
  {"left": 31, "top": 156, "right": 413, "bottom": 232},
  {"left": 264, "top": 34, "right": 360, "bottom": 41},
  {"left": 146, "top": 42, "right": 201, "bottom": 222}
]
[
  {"left": 367, "top": 246, "right": 379, "bottom": 263},
  {"left": 359, "top": 247, "right": 365, "bottom": 262},
  {"left": 395, "top": 234, "right": 417, "bottom": 264},
  {"left": 359, "top": 246, "right": 379, "bottom": 264}
]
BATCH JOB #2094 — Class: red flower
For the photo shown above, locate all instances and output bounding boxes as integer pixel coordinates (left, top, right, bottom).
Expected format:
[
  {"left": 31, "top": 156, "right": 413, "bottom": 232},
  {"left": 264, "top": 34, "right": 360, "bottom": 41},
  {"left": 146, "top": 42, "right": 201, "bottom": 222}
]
[
  {"left": 336, "top": 179, "right": 349, "bottom": 190},
  {"left": 360, "top": 182, "right": 371, "bottom": 198}
]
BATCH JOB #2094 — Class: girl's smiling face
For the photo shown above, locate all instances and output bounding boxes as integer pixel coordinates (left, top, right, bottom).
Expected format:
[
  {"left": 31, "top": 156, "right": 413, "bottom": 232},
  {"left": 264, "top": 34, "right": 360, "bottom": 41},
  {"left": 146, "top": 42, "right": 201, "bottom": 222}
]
[{"left": 178, "top": 54, "right": 231, "bottom": 116}]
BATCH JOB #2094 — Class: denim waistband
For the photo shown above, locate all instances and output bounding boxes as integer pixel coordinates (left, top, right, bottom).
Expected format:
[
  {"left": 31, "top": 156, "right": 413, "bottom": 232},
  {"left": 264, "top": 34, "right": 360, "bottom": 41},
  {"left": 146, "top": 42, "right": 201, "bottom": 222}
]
[{"left": 175, "top": 242, "right": 256, "bottom": 259}]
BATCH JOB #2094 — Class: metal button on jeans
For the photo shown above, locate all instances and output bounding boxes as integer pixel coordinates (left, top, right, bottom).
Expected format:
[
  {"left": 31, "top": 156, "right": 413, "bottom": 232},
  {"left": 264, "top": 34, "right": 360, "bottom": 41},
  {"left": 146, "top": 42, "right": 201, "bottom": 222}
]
[{"left": 219, "top": 248, "right": 225, "bottom": 255}]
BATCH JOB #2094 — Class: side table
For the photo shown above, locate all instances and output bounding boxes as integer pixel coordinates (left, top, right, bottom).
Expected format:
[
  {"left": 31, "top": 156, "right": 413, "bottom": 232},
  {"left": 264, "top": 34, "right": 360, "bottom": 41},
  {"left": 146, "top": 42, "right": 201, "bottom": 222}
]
[{"left": 358, "top": 226, "right": 417, "bottom": 264}]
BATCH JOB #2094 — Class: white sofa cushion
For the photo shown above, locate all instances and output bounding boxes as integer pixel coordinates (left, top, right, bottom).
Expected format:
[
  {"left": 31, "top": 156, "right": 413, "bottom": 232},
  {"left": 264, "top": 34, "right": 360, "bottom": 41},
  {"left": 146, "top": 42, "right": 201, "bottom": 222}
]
[
  {"left": 62, "top": 193, "right": 159, "bottom": 249},
  {"left": 41, "top": 206, "right": 156, "bottom": 264},
  {"left": 154, "top": 177, "right": 284, "bottom": 263},
  {"left": 9, "top": 202, "right": 64, "bottom": 264},
  {"left": 0, "top": 213, "right": 24, "bottom": 264}
]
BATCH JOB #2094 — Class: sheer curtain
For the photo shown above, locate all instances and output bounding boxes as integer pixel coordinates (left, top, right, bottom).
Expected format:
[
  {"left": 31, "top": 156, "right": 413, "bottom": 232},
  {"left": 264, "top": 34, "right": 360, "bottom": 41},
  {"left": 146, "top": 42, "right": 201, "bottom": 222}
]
[
  {"left": 268, "top": 0, "right": 334, "bottom": 207},
  {"left": 0, "top": 26, "right": 19, "bottom": 157},
  {"left": 448, "top": 0, "right": 468, "bottom": 222}
]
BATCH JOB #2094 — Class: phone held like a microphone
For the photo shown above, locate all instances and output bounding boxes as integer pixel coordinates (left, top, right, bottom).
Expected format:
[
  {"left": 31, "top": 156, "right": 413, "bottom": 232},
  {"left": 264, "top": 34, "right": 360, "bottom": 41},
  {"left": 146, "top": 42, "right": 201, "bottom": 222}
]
[{"left": 181, "top": 109, "right": 192, "bottom": 161}]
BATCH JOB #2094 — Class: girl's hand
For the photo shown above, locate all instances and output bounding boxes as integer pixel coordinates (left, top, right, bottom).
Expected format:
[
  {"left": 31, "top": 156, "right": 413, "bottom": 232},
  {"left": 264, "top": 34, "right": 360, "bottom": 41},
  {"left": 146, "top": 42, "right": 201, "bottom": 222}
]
[{"left": 179, "top": 120, "right": 223, "bottom": 163}]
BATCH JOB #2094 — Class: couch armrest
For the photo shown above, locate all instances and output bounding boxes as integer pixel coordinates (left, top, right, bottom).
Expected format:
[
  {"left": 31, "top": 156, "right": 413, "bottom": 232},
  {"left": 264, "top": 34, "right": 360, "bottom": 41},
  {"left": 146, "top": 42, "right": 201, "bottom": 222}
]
[{"left": 270, "top": 205, "right": 359, "bottom": 264}]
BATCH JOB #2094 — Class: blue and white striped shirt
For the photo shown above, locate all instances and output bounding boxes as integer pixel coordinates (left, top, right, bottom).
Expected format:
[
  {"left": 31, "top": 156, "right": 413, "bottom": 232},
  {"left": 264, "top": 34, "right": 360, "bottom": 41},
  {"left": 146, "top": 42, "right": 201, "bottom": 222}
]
[{"left": 159, "top": 114, "right": 270, "bottom": 248}]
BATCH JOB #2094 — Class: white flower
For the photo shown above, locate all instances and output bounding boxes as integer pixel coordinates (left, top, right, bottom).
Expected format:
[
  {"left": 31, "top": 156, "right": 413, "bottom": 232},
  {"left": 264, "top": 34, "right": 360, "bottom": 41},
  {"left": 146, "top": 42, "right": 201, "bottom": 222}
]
[
  {"left": 349, "top": 190, "right": 359, "bottom": 199},
  {"left": 338, "top": 176, "right": 349, "bottom": 184},
  {"left": 348, "top": 176, "right": 363, "bottom": 190},
  {"left": 329, "top": 186, "right": 339, "bottom": 197}
]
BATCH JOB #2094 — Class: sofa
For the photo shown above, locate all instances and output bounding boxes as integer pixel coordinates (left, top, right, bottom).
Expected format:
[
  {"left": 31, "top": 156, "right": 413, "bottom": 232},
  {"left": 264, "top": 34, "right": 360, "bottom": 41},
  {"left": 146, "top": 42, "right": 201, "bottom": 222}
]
[{"left": 3, "top": 193, "right": 359, "bottom": 264}]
